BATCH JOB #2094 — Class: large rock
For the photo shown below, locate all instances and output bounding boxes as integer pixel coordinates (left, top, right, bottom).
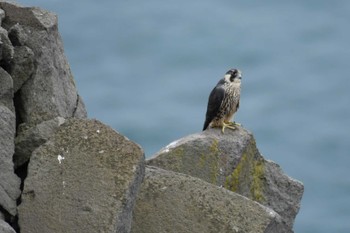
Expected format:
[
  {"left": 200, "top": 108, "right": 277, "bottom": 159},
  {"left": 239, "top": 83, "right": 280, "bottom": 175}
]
[
  {"left": 147, "top": 127, "right": 304, "bottom": 229},
  {"left": 18, "top": 119, "right": 145, "bottom": 233},
  {"left": 0, "top": 1, "right": 87, "bottom": 124},
  {"left": 0, "top": 105, "right": 21, "bottom": 216},
  {"left": 131, "top": 166, "right": 290, "bottom": 233}
]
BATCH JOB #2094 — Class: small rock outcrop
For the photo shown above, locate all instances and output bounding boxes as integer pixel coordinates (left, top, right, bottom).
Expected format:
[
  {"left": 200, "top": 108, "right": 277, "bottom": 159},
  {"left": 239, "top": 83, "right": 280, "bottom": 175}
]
[
  {"left": 18, "top": 119, "right": 145, "bottom": 233},
  {"left": 147, "top": 127, "right": 304, "bottom": 230},
  {"left": 131, "top": 166, "right": 290, "bottom": 233}
]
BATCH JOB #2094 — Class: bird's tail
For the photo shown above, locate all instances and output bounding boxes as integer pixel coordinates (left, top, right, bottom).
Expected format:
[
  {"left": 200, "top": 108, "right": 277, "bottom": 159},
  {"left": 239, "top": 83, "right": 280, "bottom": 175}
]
[{"left": 203, "top": 120, "right": 210, "bottom": 131}]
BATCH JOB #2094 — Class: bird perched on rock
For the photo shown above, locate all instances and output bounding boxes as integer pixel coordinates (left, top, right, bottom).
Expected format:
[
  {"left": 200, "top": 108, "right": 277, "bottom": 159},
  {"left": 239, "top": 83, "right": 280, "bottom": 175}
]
[{"left": 203, "top": 68, "right": 242, "bottom": 133}]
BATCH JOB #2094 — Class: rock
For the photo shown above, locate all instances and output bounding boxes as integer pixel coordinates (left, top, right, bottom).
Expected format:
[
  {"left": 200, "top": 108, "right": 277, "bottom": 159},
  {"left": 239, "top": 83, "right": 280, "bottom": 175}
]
[
  {"left": 0, "top": 26, "right": 14, "bottom": 63},
  {"left": 0, "top": 66, "right": 14, "bottom": 112},
  {"left": 0, "top": 1, "right": 56, "bottom": 30},
  {"left": 0, "top": 8, "right": 5, "bottom": 25},
  {"left": 9, "top": 45, "right": 35, "bottom": 92},
  {"left": 18, "top": 119, "right": 145, "bottom": 233},
  {"left": 73, "top": 94, "right": 87, "bottom": 118},
  {"left": 0, "top": 1, "right": 87, "bottom": 124},
  {"left": 0, "top": 219, "right": 16, "bottom": 233},
  {"left": 13, "top": 116, "right": 66, "bottom": 168},
  {"left": 0, "top": 105, "right": 21, "bottom": 216},
  {"left": 131, "top": 166, "right": 290, "bottom": 233},
  {"left": 8, "top": 23, "right": 27, "bottom": 46},
  {"left": 147, "top": 127, "right": 304, "bottom": 229}
]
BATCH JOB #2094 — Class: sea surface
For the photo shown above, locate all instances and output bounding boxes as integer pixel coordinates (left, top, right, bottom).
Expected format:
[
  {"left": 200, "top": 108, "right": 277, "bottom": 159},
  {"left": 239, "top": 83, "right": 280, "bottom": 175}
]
[{"left": 18, "top": 0, "right": 350, "bottom": 232}]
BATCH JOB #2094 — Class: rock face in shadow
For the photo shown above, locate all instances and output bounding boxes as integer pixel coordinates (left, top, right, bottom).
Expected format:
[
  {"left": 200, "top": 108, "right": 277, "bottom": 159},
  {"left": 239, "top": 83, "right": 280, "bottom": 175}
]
[
  {"left": 18, "top": 119, "right": 145, "bottom": 233},
  {"left": 131, "top": 166, "right": 291, "bottom": 233},
  {"left": 147, "top": 127, "right": 304, "bottom": 230}
]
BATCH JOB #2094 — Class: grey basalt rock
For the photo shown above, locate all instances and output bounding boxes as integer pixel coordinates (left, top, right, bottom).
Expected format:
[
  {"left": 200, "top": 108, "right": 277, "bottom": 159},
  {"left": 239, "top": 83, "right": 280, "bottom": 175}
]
[
  {"left": 0, "top": 105, "right": 21, "bottom": 217},
  {"left": 18, "top": 119, "right": 145, "bottom": 233},
  {"left": 13, "top": 116, "right": 66, "bottom": 168},
  {"left": 147, "top": 127, "right": 304, "bottom": 230},
  {"left": 131, "top": 166, "right": 291, "bottom": 233},
  {"left": 0, "top": 1, "right": 87, "bottom": 124}
]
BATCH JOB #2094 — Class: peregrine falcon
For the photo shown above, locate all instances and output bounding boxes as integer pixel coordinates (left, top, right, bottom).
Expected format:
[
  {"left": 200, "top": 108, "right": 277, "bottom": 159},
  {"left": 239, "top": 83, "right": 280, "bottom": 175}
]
[{"left": 203, "top": 69, "right": 242, "bottom": 133}]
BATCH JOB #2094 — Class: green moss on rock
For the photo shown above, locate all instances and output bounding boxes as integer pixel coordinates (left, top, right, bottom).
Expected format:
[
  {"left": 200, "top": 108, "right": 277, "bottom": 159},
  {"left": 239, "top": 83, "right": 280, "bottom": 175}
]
[
  {"left": 225, "top": 139, "right": 266, "bottom": 203},
  {"left": 251, "top": 158, "right": 265, "bottom": 203},
  {"left": 168, "top": 146, "right": 185, "bottom": 172}
]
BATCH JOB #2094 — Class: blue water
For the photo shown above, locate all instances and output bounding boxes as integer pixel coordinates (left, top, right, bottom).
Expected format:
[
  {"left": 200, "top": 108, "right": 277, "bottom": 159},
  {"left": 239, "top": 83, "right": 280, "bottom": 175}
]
[{"left": 17, "top": 0, "right": 350, "bottom": 232}]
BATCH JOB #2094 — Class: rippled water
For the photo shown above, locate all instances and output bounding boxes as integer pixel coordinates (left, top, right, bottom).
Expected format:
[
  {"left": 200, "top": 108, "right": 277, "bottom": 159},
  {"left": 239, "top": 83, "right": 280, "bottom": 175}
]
[{"left": 17, "top": 0, "right": 350, "bottom": 232}]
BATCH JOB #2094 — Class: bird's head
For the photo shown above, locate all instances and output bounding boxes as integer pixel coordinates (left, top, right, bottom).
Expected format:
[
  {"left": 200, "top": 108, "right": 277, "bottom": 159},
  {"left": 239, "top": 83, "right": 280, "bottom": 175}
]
[{"left": 224, "top": 69, "right": 242, "bottom": 84}]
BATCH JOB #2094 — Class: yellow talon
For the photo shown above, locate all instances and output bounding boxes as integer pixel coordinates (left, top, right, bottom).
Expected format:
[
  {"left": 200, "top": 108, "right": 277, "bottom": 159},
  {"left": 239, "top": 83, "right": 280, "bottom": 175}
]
[
  {"left": 221, "top": 122, "right": 237, "bottom": 133},
  {"left": 225, "top": 121, "right": 240, "bottom": 126}
]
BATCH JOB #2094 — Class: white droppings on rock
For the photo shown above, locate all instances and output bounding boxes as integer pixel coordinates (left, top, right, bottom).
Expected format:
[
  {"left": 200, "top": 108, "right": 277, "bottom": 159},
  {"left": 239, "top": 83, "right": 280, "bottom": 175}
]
[
  {"left": 57, "top": 155, "right": 65, "bottom": 164},
  {"left": 163, "top": 140, "right": 179, "bottom": 153},
  {"left": 57, "top": 117, "right": 66, "bottom": 126}
]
